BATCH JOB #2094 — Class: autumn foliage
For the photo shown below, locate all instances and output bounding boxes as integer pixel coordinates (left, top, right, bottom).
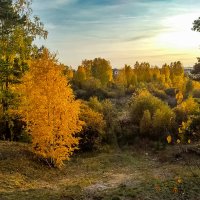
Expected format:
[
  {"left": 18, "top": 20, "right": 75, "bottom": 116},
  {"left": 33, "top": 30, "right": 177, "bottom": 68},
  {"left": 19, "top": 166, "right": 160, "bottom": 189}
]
[
  {"left": 1, "top": 0, "right": 200, "bottom": 170},
  {"left": 17, "top": 49, "right": 83, "bottom": 167},
  {"left": 79, "top": 102, "right": 105, "bottom": 151}
]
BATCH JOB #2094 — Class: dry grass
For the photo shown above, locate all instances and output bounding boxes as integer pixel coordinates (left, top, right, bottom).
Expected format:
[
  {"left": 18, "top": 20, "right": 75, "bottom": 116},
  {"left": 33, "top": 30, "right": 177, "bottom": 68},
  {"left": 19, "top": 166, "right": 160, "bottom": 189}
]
[{"left": 0, "top": 141, "right": 199, "bottom": 200}]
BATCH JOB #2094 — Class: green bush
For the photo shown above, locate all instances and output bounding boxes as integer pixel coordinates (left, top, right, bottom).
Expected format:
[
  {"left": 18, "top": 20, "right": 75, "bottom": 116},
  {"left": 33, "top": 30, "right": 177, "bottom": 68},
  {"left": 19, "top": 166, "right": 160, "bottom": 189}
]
[{"left": 130, "top": 90, "right": 175, "bottom": 140}]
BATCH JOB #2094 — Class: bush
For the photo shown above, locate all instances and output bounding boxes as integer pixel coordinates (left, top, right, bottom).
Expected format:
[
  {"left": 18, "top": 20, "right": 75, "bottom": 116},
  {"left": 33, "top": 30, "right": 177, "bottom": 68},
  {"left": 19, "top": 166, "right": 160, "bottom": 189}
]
[
  {"left": 88, "top": 96, "right": 102, "bottom": 112},
  {"left": 151, "top": 88, "right": 168, "bottom": 101},
  {"left": 193, "top": 89, "right": 200, "bottom": 98},
  {"left": 140, "top": 110, "right": 151, "bottom": 135},
  {"left": 101, "top": 99, "right": 119, "bottom": 147},
  {"left": 117, "top": 122, "right": 139, "bottom": 146},
  {"left": 130, "top": 90, "right": 175, "bottom": 140},
  {"left": 130, "top": 90, "right": 172, "bottom": 124},
  {"left": 79, "top": 102, "right": 106, "bottom": 151},
  {"left": 152, "top": 108, "right": 175, "bottom": 139},
  {"left": 88, "top": 97, "right": 119, "bottom": 147},
  {"left": 174, "top": 97, "right": 200, "bottom": 141},
  {"left": 174, "top": 96, "right": 199, "bottom": 123}
]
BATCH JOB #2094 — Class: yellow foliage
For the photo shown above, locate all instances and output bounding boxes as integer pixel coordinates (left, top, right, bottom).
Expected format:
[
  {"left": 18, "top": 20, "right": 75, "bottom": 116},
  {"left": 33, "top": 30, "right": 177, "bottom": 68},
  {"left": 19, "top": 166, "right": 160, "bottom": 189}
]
[
  {"left": 166, "top": 135, "right": 172, "bottom": 144},
  {"left": 17, "top": 49, "right": 83, "bottom": 167},
  {"left": 176, "top": 91, "right": 183, "bottom": 104},
  {"left": 80, "top": 103, "right": 105, "bottom": 134},
  {"left": 178, "top": 118, "right": 192, "bottom": 142},
  {"left": 178, "top": 122, "right": 186, "bottom": 134},
  {"left": 115, "top": 68, "right": 127, "bottom": 87},
  {"left": 79, "top": 102, "right": 106, "bottom": 151},
  {"left": 175, "top": 97, "right": 199, "bottom": 122},
  {"left": 88, "top": 96, "right": 103, "bottom": 113},
  {"left": 91, "top": 58, "right": 113, "bottom": 86},
  {"left": 192, "top": 80, "right": 200, "bottom": 89},
  {"left": 75, "top": 66, "right": 86, "bottom": 83}
]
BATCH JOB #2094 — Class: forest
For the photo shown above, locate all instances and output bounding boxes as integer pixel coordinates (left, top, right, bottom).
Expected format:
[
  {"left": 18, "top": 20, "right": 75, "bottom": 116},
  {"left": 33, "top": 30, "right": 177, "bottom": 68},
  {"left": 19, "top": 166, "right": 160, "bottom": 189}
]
[{"left": 0, "top": 0, "right": 200, "bottom": 199}]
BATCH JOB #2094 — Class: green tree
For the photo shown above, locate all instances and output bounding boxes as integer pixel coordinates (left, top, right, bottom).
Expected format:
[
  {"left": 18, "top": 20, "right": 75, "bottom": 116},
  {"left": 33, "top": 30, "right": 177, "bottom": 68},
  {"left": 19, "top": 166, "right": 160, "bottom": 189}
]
[
  {"left": 192, "top": 58, "right": 200, "bottom": 74},
  {"left": 191, "top": 58, "right": 200, "bottom": 81},
  {"left": 191, "top": 19, "right": 200, "bottom": 80},
  {"left": 192, "top": 17, "right": 200, "bottom": 32},
  {"left": 0, "top": 0, "right": 47, "bottom": 140}
]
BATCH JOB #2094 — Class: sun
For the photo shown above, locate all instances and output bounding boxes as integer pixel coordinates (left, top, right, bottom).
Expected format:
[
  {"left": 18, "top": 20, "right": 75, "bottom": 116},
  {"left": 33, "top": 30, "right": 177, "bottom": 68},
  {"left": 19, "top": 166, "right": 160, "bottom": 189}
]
[{"left": 156, "top": 13, "right": 200, "bottom": 50}]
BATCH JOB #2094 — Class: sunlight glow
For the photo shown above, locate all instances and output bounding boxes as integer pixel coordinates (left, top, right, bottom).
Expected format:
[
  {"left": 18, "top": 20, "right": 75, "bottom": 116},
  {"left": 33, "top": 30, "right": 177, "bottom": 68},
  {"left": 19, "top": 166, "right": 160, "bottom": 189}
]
[{"left": 156, "top": 13, "right": 200, "bottom": 50}]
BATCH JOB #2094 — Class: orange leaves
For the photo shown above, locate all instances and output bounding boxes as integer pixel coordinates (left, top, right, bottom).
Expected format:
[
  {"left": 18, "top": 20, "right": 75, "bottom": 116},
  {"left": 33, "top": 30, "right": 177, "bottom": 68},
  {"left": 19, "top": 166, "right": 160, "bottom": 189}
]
[{"left": 17, "top": 49, "right": 83, "bottom": 168}]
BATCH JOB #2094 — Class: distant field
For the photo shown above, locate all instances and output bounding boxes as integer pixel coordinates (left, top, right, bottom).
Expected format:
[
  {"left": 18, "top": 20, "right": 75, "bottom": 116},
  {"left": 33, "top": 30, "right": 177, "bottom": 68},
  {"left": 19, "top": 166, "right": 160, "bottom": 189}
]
[{"left": 0, "top": 141, "right": 199, "bottom": 200}]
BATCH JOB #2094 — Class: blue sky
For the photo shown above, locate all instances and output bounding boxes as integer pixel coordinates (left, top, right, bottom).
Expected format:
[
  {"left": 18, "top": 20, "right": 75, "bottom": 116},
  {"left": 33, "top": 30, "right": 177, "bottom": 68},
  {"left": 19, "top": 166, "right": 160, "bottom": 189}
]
[{"left": 32, "top": 0, "right": 200, "bottom": 68}]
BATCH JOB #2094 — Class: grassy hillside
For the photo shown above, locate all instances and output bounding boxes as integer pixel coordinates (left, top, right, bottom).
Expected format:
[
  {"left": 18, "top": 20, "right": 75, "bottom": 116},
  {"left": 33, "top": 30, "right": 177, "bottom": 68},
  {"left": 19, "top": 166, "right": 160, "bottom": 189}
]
[{"left": 0, "top": 141, "right": 200, "bottom": 200}]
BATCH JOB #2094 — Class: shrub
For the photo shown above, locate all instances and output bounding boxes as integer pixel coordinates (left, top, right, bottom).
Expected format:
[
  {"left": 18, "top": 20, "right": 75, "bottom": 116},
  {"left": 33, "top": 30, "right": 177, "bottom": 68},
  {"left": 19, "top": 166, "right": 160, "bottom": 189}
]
[
  {"left": 130, "top": 90, "right": 171, "bottom": 124},
  {"left": 174, "top": 96, "right": 199, "bottom": 123},
  {"left": 88, "top": 96, "right": 102, "bottom": 113},
  {"left": 151, "top": 88, "right": 168, "bottom": 101},
  {"left": 79, "top": 102, "right": 106, "bottom": 151},
  {"left": 140, "top": 110, "right": 151, "bottom": 135},
  {"left": 130, "top": 90, "right": 175, "bottom": 140},
  {"left": 193, "top": 89, "right": 200, "bottom": 98},
  {"left": 152, "top": 108, "right": 175, "bottom": 139},
  {"left": 174, "top": 97, "right": 200, "bottom": 141},
  {"left": 101, "top": 99, "right": 118, "bottom": 147}
]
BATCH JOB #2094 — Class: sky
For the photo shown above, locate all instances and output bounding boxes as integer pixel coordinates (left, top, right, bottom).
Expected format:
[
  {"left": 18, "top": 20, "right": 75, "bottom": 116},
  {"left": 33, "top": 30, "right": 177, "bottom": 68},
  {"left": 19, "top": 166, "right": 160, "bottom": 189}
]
[{"left": 32, "top": 0, "right": 200, "bottom": 68}]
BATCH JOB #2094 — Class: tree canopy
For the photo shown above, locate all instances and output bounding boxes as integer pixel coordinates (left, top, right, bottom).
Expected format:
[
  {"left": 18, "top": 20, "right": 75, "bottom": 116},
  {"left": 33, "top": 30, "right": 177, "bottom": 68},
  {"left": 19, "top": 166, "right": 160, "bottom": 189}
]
[{"left": 17, "top": 49, "right": 83, "bottom": 167}]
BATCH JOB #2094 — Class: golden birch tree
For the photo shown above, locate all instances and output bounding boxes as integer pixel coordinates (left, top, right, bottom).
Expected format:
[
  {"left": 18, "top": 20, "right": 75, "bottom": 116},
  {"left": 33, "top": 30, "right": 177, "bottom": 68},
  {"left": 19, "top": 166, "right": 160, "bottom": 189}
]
[{"left": 17, "top": 49, "right": 82, "bottom": 167}]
